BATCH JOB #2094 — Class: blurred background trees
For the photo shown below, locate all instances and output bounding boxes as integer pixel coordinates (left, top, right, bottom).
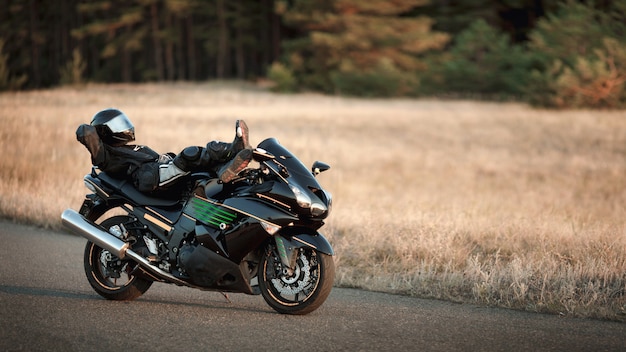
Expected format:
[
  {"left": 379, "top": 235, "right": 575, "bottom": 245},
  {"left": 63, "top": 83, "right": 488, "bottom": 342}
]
[
  {"left": 0, "top": 0, "right": 624, "bottom": 108},
  {"left": 275, "top": 0, "right": 449, "bottom": 96}
]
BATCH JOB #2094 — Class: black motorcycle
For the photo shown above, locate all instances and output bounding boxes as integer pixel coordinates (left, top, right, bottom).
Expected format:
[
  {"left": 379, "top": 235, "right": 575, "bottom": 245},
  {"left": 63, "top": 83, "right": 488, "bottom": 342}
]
[{"left": 61, "top": 137, "right": 334, "bottom": 315}]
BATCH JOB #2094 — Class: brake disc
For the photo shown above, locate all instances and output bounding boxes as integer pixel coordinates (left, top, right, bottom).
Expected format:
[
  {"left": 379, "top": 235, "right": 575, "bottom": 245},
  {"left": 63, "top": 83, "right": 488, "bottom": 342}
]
[{"left": 272, "top": 253, "right": 312, "bottom": 295}]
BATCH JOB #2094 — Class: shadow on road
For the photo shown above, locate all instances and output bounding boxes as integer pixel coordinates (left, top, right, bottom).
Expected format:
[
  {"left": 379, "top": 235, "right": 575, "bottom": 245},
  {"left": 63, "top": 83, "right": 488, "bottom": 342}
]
[
  {"left": 0, "top": 284, "right": 98, "bottom": 300},
  {"left": 0, "top": 283, "right": 275, "bottom": 315}
]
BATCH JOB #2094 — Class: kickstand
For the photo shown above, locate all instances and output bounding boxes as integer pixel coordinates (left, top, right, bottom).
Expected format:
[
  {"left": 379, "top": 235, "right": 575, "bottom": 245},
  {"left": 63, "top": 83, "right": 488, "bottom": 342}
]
[{"left": 219, "top": 291, "right": 232, "bottom": 303}]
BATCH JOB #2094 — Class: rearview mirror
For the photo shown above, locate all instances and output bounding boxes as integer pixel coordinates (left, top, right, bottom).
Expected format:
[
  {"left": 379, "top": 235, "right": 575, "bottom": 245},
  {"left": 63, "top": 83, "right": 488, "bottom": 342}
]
[{"left": 312, "top": 161, "right": 330, "bottom": 176}]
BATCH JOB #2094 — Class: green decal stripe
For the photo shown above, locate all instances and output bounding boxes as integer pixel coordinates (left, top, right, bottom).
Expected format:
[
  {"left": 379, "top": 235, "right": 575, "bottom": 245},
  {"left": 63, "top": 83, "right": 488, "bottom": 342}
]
[
  {"left": 192, "top": 199, "right": 235, "bottom": 215},
  {"left": 211, "top": 213, "right": 235, "bottom": 222},
  {"left": 205, "top": 218, "right": 222, "bottom": 227},
  {"left": 190, "top": 197, "right": 237, "bottom": 226},
  {"left": 195, "top": 206, "right": 236, "bottom": 219},
  {"left": 205, "top": 210, "right": 236, "bottom": 220}
]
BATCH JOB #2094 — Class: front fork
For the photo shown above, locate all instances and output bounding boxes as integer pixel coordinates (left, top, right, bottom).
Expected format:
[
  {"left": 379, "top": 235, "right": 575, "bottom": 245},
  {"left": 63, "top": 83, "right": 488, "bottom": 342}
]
[
  {"left": 272, "top": 231, "right": 334, "bottom": 276},
  {"left": 274, "top": 235, "right": 299, "bottom": 276}
]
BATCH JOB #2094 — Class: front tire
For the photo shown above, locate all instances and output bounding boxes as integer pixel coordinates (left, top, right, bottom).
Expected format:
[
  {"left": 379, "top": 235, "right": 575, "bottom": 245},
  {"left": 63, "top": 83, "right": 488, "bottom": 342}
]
[
  {"left": 83, "top": 216, "right": 152, "bottom": 300},
  {"left": 258, "top": 244, "right": 335, "bottom": 315}
]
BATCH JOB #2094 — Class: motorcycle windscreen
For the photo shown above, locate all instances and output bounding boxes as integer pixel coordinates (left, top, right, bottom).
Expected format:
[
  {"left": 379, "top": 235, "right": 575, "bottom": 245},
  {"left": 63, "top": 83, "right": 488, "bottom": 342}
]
[{"left": 257, "top": 138, "right": 322, "bottom": 190}]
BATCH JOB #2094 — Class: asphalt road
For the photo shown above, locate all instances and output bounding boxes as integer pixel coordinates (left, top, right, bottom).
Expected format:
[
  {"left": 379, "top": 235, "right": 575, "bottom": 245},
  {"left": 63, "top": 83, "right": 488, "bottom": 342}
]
[{"left": 0, "top": 220, "right": 624, "bottom": 352}]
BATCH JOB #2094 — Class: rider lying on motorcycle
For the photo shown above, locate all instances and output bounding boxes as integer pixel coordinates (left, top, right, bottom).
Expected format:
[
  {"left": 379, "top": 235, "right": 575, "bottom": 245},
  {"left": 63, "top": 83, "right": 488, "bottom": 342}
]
[{"left": 75, "top": 108, "right": 252, "bottom": 193}]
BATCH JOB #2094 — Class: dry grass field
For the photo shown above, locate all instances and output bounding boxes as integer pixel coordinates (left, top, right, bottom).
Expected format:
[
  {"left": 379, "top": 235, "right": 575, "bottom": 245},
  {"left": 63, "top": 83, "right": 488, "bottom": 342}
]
[{"left": 1, "top": 82, "right": 625, "bottom": 321}]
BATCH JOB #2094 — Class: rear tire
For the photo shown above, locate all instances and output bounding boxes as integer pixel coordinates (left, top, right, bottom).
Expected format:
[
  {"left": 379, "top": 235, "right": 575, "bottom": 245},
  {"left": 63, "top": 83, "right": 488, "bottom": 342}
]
[
  {"left": 83, "top": 216, "right": 152, "bottom": 300},
  {"left": 258, "top": 244, "right": 335, "bottom": 315}
]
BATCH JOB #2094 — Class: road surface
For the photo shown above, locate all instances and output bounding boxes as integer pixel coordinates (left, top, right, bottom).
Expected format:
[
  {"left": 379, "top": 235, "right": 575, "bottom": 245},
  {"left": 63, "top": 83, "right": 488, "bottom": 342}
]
[{"left": 0, "top": 220, "right": 624, "bottom": 351}]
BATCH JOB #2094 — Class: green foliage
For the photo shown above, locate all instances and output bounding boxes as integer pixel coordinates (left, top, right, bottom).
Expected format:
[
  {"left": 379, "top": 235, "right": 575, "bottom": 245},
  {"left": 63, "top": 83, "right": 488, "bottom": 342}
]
[
  {"left": 59, "top": 48, "right": 87, "bottom": 86},
  {"left": 331, "top": 58, "right": 416, "bottom": 97},
  {"left": 423, "top": 19, "right": 533, "bottom": 97},
  {"left": 267, "top": 62, "right": 297, "bottom": 93},
  {"left": 528, "top": 1, "right": 608, "bottom": 68},
  {"left": 280, "top": 0, "right": 448, "bottom": 97},
  {"left": 0, "top": 39, "right": 27, "bottom": 91},
  {"left": 526, "top": 1, "right": 626, "bottom": 108},
  {"left": 528, "top": 39, "right": 626, "bottom": 108}
]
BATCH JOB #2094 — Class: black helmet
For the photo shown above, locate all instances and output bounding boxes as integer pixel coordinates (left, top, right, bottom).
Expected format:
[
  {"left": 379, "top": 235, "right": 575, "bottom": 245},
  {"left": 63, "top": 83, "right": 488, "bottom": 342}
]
[{"left": 90, "top": 108, "right": 135, "bottom": 146}]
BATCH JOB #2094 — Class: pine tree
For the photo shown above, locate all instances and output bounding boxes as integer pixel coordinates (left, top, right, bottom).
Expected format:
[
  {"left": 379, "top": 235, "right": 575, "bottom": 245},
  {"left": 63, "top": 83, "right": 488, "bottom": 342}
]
[
  {"left": 526, "top": 1, "right": 626, "bottom": 108},
  {"left": 72, "top": 1, "right": 146, "bottom": 82},
  {"left": 0, "top": 38, "right": 28, "bottom": 91},
  {"left": 435, "top": 19, "right": 533, "bottom": 96},
  {"left": 279, "top": 0, "right": 449, "bottom": 95},
  {"left": 59, "top": 47, "right": 87, "bottom": 86}
]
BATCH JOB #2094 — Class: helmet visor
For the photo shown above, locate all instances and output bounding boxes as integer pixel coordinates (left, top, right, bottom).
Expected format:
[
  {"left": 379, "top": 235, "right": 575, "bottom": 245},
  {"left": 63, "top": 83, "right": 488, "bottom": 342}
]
[{"left": 104, "top": 113, "right": 134, "bottom": 134}]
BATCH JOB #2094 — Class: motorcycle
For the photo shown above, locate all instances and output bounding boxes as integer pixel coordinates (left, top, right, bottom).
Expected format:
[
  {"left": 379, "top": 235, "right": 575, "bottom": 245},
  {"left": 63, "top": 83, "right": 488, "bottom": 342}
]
[{"left": 61, "top": 137, "right": 335, "bottom": 315}]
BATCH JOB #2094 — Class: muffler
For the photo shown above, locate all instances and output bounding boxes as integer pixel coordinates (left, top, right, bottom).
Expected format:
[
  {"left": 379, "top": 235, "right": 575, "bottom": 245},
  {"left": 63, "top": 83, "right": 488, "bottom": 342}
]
[
  {"left": 61, "top": 209, "right": 130, "bottom": 259},
  {"left": 61, "top": 208, "right": 196, "bottom": 287}
]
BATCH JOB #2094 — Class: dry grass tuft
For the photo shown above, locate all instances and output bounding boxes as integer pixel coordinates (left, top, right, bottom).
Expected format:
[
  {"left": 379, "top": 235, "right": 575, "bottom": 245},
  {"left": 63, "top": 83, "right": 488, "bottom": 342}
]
[{"left": 1, "top": 82, "right": 625, "bottom": 320}]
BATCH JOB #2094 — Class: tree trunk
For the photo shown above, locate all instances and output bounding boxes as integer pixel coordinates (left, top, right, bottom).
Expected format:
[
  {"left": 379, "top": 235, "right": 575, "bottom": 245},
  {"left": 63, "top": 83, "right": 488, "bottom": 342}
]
[
  {"left": 165, "top": 12, "right": 175, "bottom": 81},
  {"left": 186, "top": 16, "right": 196, "bottom": 80},
  {"left": 235, "top": 36, "right": 245, "bottom": 79},
  {"left": 261, "top": 0, "right": 270, "bottom": 68},
  {"left": 29, "top": 0, "right": 41, "bottom": 87},
  {"left": 216, "top": 0, "right": 228, "bottom": 78},
  {"left": 150, "top": 2, "right": 164, "bottom": 81},
  {"left": 271, "top": 3, "right": 280, "bottom": 61},
  {"left": 59, "top": 0, "right": 69, "bottom": 72},
  {"left": 122, "top": 25, "right": 132, "bottom": 82},
  {"left": 177, "top": 18, "right": 186, "bottom": 80},
  {"left": 235, "top": 11, "right": 245, "bottom": 79}
]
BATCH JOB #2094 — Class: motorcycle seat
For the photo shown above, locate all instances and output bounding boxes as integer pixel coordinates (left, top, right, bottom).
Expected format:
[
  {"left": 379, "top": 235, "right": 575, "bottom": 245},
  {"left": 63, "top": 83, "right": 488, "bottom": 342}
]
[{"left": 97, "top": 172, "right": 181, "bottom": 207}]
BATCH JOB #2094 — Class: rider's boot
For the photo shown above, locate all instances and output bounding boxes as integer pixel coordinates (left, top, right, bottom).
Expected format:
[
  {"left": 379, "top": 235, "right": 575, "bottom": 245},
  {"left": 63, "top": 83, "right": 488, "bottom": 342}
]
[
  {"left": 204, "top": 119, "right": 251, "bottom": 163},
  {"left": 233, "top": 119, "right": 251, "bottom": 153},
  {"left": 218, "top": 119, "right": 252, "bottom": 183},
  {"left": 218, "top": 148, "right": 253, "bottom": 183},
  {"left": 169, "top": 120, "right": 252, "bottom": 184}
]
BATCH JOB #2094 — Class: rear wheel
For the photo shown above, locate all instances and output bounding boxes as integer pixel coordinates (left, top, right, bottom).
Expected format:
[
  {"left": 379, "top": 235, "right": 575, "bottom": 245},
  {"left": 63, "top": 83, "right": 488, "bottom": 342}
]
[
  {"left": 83, "top": 216, "right": 152, "bottom": 300},
  {"left": 258, "top": 244, "right": 335, "bottom": 315}
]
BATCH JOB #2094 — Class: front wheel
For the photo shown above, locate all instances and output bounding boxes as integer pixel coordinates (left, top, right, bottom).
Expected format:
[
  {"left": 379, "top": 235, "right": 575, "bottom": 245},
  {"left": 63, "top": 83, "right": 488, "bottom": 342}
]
[
  {"left": 258, "top": 244, "right": 335, "bottom": 315},
  {"left": 84, "top": 216, "right": 152, "bottom": 300}
]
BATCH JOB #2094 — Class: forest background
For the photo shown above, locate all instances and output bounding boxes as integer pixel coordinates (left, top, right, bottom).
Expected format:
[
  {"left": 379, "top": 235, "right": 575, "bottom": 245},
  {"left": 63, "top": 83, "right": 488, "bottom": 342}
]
[{"left": 2, "top": 0, "right": 626, "bottom": 108}]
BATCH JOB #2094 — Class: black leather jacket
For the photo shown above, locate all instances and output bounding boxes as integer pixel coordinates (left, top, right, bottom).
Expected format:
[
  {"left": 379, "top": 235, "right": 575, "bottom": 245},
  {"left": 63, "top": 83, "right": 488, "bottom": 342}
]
[{"left": 76, "top": 124, "right": 159, "bottom": 179}]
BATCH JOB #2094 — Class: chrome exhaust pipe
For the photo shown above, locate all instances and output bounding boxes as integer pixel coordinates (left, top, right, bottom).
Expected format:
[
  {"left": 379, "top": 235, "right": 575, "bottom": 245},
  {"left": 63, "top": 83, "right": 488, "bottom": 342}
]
[
  {"left": 61, "top": 209, "right": 130, "bottom": 259},
  {"left": 61, "top": 209, "right": 195, "bottom": 287}
]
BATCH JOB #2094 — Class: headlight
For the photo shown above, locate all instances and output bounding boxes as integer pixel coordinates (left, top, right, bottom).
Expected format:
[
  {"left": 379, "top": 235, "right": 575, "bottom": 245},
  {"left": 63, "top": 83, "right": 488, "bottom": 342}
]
[
  {"left": 311, "top": 190, "right": 332, "bottom": 217},
  {"left": 310, "top": 202, "right": 327, "bottom": 216},
  {"left": 289, "top": 184, "right": 311, "bottom": 209}
]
